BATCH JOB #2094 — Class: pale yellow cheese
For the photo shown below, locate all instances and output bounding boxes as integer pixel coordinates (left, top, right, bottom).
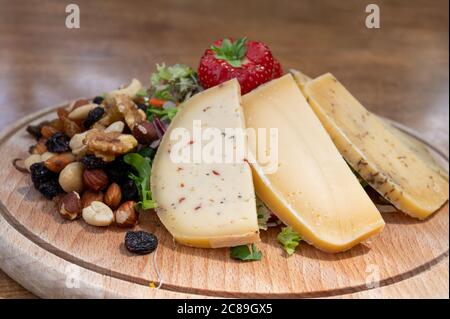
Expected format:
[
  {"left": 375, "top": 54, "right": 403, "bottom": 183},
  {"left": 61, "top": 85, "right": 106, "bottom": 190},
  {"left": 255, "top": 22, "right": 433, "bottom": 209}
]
[
  {"left": 290, "top": 69, "right": 312, "bottom": 89},
  {"left": 303, "top": 73, "right": 449, "bottom": 219},
  {"left": 151, "top": 79, "right": 259, "bottom": 248},
  {"left": 382, "top": 121, "right": 449, "bottom": 182},
  {"left": 242, "top": 74, "right": 384, "bottom": 253}
]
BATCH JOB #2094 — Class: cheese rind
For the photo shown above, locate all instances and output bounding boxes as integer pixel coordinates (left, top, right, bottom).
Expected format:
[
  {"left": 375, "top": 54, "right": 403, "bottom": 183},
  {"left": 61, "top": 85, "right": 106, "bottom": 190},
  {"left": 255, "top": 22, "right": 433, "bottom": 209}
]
[
  {"left": 242, "top": 74, "right": 384, "bottom": 253},
  {"left": 303, "top": 73, "right": 449, "bottom": 219},
  {"left": 151, "top": 79, "right": 259, "bottom": 248}
]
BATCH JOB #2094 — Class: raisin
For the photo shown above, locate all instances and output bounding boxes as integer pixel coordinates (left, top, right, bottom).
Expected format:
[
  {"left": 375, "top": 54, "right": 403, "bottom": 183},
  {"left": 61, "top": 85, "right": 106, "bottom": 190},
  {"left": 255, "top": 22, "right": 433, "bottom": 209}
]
[
  {"left": 30, "top": 162, "right": 55, "bottom": 185},
  {"left": 37, "top": 179, "right": 63, "bottom": 199},
  {"left": 92, "top": 96, "right": 104, "bottom": 104},
  {"left": 30, "top": 163, "right": 63, "bottom": 199},
  {"left": 80, "top": 154, "right": 106, "bottom": 169},
  {"left": 136, "top": 103, "right": 148, "bottom": 112},
  {"left": 83, "top": 106, "right": 105, "bottom": 128},
  {"left": 45, "top": 132, "right": 70, "bottom": 153},
  {"left": 121, "top": 179, "right": 140, "bottom": 202},
  {"left": 125, "top": 231, "right": 158, "bottom": 255},
  {"left": 105, "top": 157, "right": 129, "bottom": 184}
]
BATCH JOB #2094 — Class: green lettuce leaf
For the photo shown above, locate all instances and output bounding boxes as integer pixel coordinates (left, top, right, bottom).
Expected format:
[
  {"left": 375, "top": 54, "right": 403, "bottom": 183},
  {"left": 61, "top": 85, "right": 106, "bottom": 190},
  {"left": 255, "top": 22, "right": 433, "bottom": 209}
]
[
  {"left": 123, "top": 153, "right": 157, "bottom": 210},
  {"left": 277, "top": 226, "right": 301, "bottom": 256},
  {"left": 230, "top": 244, "right": 262, "bottom": 261}
]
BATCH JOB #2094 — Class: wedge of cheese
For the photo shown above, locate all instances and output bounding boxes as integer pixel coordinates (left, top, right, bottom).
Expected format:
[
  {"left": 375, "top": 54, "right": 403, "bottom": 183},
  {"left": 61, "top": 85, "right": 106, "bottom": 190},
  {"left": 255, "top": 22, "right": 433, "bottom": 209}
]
[
  {"left": 382, "top": 121, "right": 449, "bottom": 182},
  {"left": 303, "top": 73, "right": 449, "bottom": 219},
  {"left": 242, "top": 74, "right": 384, "bottom": 253},
  {"left": 151, "top": 79, "right": 259, "bottom": 248}
]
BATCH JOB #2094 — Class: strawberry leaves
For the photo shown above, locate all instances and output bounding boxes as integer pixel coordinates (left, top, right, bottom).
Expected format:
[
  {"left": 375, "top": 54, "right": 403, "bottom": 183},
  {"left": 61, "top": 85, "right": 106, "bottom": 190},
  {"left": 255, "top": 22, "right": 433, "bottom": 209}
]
[{"left": 211, "top": 37, "right": 247, "bottom": 68}]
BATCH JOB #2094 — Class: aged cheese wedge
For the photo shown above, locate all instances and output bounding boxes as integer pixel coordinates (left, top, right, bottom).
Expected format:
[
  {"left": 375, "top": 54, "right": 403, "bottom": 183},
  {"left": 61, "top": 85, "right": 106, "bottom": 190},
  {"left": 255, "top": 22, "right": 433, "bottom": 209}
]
[
  {"left": 242, "top": 74, "right": 384, "bottom": 253},
  {"left": 303, "top": 73, "right": 449, "bottom": 219},
  {"left": 290, "top": 69, "right": 312, "bottom": 89},
  {"left": 151, "top": 79, "right": 259, "bottom": 248},
  {"left": 382, "top": 121, "right": 449, "bottom": 182}
]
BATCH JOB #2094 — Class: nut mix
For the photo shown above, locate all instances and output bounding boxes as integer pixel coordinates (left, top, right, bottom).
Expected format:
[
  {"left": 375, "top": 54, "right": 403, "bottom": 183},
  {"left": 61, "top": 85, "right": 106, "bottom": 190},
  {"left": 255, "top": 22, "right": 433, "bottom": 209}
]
[{"left": 18, "top": 72, "right": 189, "bottom": 254}]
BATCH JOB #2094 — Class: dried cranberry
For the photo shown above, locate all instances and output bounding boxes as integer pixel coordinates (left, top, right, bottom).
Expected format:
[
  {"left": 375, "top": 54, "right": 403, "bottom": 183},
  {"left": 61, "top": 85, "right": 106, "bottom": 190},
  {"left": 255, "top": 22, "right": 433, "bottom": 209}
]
[
  {"left": 45, "top": 132, "right": 70, "bottom": 153},
  {"left": 125, "top": 231, "right": 158, "bottom": 255}
]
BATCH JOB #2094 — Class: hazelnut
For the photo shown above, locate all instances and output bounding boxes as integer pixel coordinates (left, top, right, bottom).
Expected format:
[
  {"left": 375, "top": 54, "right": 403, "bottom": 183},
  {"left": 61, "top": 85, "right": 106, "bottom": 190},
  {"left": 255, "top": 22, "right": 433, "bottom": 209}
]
[
  {"left": 82, "top": 201, "right": 114, "bottom": 227},
  {"left": 115, "top": 201, "right": 138, "bottom": 228},
  {"left": 81, "top": 190, "right": 104, "bottom": 208},
  {"left": 132, "top": 121, "right": 158, "bottom": 145},
  {"left": 24, "top": 154, "right": 42, "bottom": 172},
  {"left": 68, "top": 103, "right": 100, "bottom": 121},
  {"left": 59, "top": 162, "right": 84, "bottom": 193},
  {"left": 58, "top": 191, "right": 82, "bottom": 220},
  {"left": 104, "top": 183, "right": 122, "bottom": 209},
  {"left": 44, "top": 152, "right": 76, "bottom": 173},
  {"left": 83, "top": 169, "right": 109, "bottom": 192}
]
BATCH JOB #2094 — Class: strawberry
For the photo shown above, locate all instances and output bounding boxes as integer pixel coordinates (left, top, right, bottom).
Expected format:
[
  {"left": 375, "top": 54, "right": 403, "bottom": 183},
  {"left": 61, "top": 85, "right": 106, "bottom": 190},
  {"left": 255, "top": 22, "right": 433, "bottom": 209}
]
[{"left": 198, "top": 38, "right": 283, "bottom": 94}]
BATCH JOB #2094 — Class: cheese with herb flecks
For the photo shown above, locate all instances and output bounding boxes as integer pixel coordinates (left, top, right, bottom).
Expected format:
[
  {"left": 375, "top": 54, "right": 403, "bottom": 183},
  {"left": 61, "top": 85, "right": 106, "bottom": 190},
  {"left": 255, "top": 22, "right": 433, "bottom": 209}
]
[
  {"left": 303, "top": 73, "right": 449, "bottom": 219},
  {"left": 151, "top": 79, "right": 259, "bottom": 248},
  {"left": 242, "top": 74, "right": 384, "bottom": 253}
]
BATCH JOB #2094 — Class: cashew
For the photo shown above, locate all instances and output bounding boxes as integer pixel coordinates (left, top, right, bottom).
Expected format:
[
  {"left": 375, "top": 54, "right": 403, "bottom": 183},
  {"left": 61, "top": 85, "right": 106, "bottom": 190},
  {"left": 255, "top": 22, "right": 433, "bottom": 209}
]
[
  {"left": 59, "top": 162, "right": 84, "bottom": 193},
  {"left": 68, "top": 103, "right": 99, "bottom": 121},
  {"left": 104, "top": 121, "right": 125, "bottom": 133},
  {"left": 24, "top": 154, "right": 43, "bottom": 172},
  {"left": 82, "top": 201, "right": 114, "bottom": 226},
  {"left": 105, "top": 79, "right": 142, "bottom": 103},
  {"left": 69, "top": 131, "right": 88, "bottom": 156}
]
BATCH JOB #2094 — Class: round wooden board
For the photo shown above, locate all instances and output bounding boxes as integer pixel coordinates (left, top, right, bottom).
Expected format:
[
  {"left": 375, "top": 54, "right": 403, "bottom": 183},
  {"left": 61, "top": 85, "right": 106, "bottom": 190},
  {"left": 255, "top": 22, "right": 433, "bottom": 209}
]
[{"left": 0, "top": 104, "right": 448, "bottom": 299}]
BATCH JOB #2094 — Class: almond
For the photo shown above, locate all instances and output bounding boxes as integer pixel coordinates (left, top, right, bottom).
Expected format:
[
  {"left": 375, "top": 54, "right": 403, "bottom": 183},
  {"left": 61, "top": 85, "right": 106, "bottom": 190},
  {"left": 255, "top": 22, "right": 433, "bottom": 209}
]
[
  {"left": 81, "top": 190, "right": 104, "bottom": 208},
  {"left": 40, "top": 125, "right": 59, "bottom": 138},
  {"left": 115, "top": 201, "right": 138, "bottom": 228},
  {"left": 58, "top": 191, "right": 82, "bottom": 220},
  {"left": 83, "top": 169, "right": 109, "bottom": 192},
  {"left": 104, "top": 183, "right": 122, "bottom": 209},
  {"left": 44, "top": 152, "right": 76, "bottom": 173}
]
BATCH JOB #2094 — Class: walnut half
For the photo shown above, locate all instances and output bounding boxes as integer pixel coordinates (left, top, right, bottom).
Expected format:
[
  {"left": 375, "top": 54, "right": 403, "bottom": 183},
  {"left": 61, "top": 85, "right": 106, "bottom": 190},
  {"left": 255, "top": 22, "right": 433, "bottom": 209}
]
[{"left": 85, "top": 129, "right": 138, "bottom": 162}]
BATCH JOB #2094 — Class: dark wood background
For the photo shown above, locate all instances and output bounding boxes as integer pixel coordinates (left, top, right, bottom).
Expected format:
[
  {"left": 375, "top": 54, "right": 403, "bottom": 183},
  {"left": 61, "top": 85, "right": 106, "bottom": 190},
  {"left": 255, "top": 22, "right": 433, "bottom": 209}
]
[{"left": 0, "top": 0, "right": 448, "bottom": 298}]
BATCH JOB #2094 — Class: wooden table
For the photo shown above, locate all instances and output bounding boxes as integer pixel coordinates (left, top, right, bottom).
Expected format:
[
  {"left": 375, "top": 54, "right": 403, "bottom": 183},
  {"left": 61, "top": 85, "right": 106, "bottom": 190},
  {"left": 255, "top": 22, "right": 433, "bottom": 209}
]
[{"left": 0, "top": 0, "right": 448, "bottom": 298}]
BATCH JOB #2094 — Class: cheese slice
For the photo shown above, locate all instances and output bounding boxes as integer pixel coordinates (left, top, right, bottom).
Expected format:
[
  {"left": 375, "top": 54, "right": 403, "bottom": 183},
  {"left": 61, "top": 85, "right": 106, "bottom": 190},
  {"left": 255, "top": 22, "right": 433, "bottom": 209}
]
[
  {"left": 383, "top": 121, "right": 449, "bottom": 182},
  {"left": 242, "top": 74, "right": 384, "bottom": 253},
  {"left": 151, "top": 79, "right": 259, "bottom": 248},
  {"left": 303, "top": 73, "right": 449, "bottom": 219},
  {"left": 290, "top": 69, "right": 312, "bottom": 89}
]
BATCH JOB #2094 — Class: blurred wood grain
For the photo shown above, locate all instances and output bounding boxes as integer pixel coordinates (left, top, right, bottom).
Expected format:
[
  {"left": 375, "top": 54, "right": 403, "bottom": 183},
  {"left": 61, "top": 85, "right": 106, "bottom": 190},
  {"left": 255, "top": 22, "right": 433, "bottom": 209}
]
[{"left": 0, "top": 0, "right": 448, "bottom": 298}]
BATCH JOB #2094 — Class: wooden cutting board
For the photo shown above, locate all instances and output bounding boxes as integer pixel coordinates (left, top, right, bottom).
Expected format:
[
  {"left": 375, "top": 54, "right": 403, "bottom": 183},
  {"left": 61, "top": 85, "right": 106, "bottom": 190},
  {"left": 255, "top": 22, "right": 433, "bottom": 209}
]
[{"left": 0, "top": 104, "right": 448, "bottom": 299}]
